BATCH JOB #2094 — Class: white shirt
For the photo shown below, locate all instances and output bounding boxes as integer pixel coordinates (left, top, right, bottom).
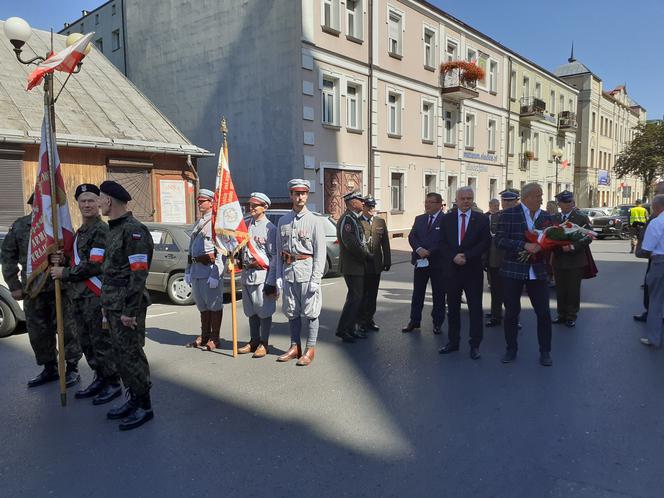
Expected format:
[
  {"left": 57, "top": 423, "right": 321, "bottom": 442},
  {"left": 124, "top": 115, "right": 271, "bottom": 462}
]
[
  {"left": 642, "top": 212, "right": 664, "bottom": 256},
  {"left": 521, "top": 203, "right": 541, "bottom": 280},
  {"left": 457, "top": 209, "right": 471, "bottom": 245}
]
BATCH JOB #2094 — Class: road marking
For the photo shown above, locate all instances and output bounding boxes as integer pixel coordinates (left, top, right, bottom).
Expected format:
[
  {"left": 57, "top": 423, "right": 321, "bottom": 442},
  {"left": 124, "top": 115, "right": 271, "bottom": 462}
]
[{"left": 147, "top": 311, "right": 178, "bottom": 318}]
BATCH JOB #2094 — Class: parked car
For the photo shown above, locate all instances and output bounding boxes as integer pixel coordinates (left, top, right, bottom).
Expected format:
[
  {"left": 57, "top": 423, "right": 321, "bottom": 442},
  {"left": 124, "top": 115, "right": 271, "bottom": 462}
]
[
  {"left": 590, "top": 204, "right": 650, "bottom": 239},
  {"left": 579, "top": 208, "right": 612, "bottom": 225},
  {"left": 0, "top": 232, "right": 26, "bottom": 337},
  {"left": 244, "top": 209, "right": 340, "bottom": 276},
  {"left": 145, "top": 223, "right": 240, "bottom": 305}
]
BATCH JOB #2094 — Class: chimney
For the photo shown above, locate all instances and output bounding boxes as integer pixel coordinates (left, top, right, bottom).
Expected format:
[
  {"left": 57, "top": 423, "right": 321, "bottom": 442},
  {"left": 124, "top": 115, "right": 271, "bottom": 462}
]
[
  {"left": 64, "top": 22, "right": 70, "bottom": 28},
  {"left": 82, "top": 10, "right": 89, "bottom": 16}
]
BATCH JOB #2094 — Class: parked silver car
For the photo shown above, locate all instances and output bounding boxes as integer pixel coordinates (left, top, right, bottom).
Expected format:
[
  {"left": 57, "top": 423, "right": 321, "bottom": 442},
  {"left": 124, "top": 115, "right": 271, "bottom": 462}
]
[{"left": 0, "top": 232, "right": 26, "bottom": 337}]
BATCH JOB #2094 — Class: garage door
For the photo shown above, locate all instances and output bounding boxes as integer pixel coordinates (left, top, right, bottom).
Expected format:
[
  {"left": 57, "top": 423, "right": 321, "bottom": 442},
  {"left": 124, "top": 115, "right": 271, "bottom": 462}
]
[
  {"left": 107, "top": 166, "right": 154, "bottom": 221},
  {"left": 0, "top": 149, "right": 25, "bottom": 229}
]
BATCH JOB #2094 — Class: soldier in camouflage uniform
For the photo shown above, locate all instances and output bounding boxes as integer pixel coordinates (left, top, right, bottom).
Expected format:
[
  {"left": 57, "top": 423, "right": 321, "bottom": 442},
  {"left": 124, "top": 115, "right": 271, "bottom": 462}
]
[
  {"left": 237, "top": 192, "right": 278, "bottom": 358},
  {"left": 1, "top": 194, "right": 82, "bottom": 388},
  {"left": 98, "top": 181, "right": 155, "bottom": 431},
  {"left": 275, "top": 179, "right": 327, "bottom": 366},
  {"left": 50, "top": 184, "right": 121, "bottom": 405}
]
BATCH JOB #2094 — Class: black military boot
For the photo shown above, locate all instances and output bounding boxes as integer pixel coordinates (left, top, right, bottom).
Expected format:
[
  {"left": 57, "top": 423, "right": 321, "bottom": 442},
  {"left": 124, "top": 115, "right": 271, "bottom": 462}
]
[
  {"left": 94, "top": 378, "right": 123, "bottom": 406},
  {"left": 107, "top": 389, "right": 137, "bottom": 419},
  {"left": 65, "top": 362, "right": 81, "bottom": 388},
  {"left": 119, "top": 393, "right": 154, "bottom": 431},
  {"left": 75, "top": 373, "right": 105, "bottom": 399},
  {"left": 27, "top": 362, "right": 59, "bottom": 388}
]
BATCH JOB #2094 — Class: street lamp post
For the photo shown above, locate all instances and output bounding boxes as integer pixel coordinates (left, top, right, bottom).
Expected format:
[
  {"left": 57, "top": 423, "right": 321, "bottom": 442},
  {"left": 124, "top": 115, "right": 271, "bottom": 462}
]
[
  {"left": 4, "top": 17, "right": 90, "bottom": 406},
  {"left": 552, "top": 147, "right": 564, "bottom": 194}
]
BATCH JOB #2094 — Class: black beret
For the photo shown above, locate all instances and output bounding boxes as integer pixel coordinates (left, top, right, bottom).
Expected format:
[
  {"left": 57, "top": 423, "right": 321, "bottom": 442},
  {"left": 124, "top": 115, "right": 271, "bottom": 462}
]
[
  {"left": 75, "top": 183, "right": 100, "bottom": 200},
  {"left": 27, "top": 192, "right": 34, "bottom": 205},
  {"left": 100, "top": 181, "right": 132, "bottom": 202}
]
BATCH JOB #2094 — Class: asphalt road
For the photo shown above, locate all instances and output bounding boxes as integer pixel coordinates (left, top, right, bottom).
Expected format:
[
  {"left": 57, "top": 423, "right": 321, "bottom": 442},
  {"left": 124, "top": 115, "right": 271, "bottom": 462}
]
[{"left": 1, "top": 238, "right": 662, "bottom": 498}]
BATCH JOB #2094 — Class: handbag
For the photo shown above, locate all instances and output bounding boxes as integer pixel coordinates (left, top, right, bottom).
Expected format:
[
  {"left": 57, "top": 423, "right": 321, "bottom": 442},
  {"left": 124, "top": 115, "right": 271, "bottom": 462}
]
[{"left": 582, "top": 246, "right": 598, "bottom": 279}]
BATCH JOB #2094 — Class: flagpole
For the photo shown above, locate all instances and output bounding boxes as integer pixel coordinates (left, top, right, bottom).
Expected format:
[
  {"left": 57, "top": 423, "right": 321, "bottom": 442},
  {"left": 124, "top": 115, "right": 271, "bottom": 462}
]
[{"left": 44, "top": 71, "right": 67, "bottom": 406}]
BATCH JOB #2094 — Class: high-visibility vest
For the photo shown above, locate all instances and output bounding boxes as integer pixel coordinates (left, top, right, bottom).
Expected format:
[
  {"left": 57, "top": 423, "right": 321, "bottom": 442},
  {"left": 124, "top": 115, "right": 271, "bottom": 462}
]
[{"left": 629, "top": 206, "right": 647, "bottom": 224}]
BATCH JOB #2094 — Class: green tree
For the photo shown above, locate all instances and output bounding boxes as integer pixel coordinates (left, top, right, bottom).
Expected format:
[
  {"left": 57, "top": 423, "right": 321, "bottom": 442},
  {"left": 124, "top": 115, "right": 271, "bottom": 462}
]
[{"left": 615, "top": 122, "right": 664, "bottom": 200}]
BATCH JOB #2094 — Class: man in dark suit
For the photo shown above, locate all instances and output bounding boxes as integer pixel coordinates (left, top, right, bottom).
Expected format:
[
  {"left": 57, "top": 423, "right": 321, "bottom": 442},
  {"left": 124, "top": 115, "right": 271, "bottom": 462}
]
[
  {"left": 439, "top": 187, "right": 491, "bottom": 359},
  {"left": 552, "top": 190, "right": 593, "bottom": 328},
  {"left": 358, "top": 196, "right": 391, "bottom": 333},
  {"left": 335, "top": 191, "right": 372, "bottom": 343},
  {"left": 403, "top": 192, "right": 446, "bottom": 334},
  {"left": 495, "top": 182, "right": 555, "bottom": 366}
]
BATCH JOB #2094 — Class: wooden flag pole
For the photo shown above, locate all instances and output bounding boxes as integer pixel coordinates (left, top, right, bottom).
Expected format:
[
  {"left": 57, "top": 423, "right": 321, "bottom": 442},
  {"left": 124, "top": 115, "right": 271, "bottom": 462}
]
[
  {"left": 44, "top": 71, "right": 67, "bottom": 407},
  {"left": 229, "top": 257, "right": 238, "bottom": 357}
]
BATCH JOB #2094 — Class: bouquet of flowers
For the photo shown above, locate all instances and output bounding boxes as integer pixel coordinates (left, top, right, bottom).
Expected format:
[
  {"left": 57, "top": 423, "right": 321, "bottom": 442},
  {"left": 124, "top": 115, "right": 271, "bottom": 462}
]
[{"left": 518, "top": 221, "right": 596, "bottom": 262}]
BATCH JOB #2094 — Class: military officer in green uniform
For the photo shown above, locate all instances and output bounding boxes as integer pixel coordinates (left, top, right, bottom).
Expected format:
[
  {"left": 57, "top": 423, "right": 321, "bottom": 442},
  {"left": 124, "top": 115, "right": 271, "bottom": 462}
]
[
  {"left": 50, "top": 184, "right": 121, "bottom": 405},
  {"left": 335, "top": 191, "right": 372, "bottom": 343},
  {"left": 98, "top": 181, "right": 155, "bottom": 430},
  {"left": 358, "top": 195, "right": 391, "bottom": 333},
  {"left": 1, "top": 194, "right": 82, "bottom": 388},
  {"left": 552, "top": 190, "right": 593, "bottom": 328}
]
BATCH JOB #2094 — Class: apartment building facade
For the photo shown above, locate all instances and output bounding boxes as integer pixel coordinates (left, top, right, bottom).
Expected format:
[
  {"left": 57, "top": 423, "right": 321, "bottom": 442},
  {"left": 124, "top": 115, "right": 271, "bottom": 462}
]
[{"left": 555, "top": 56, "right": 646, "bottom": 207}]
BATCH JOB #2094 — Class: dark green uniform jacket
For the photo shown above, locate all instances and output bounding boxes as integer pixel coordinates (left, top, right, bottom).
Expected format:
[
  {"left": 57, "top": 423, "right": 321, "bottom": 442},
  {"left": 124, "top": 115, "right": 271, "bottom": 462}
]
[
  {"left": 553, "top": 209, "right": 592, "bottom": 270},
  {"left": 337, "top": 209, "right": 370, "bottom": 276}
]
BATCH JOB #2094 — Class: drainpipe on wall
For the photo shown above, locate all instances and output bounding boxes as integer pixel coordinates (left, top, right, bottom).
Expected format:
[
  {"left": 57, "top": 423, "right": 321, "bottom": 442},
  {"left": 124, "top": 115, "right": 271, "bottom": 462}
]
[
  {"left": 504, "top": 56, "right": 513, "bottom": 189},
  {"left": 186, "top": 154, "right": 200, "bottom": 219},
  {"left": 367, "top": 0, "right": 374, "bottom": 195}
]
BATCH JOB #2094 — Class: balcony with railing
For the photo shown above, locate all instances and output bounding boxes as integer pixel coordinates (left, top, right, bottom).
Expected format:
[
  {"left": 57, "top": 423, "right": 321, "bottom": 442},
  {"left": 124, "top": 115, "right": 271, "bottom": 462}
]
[
  {"left": 518, "top": 151, "right": 534, "bottom": 171},
  {"left": 439, "top": 61, "right": 482, "bottom": 101},
  {"left": 519, "top": 97, "right": 547, "bottom": 123},
  {"left": 558, "top": 111, "right": 577, "bottom": 131}
]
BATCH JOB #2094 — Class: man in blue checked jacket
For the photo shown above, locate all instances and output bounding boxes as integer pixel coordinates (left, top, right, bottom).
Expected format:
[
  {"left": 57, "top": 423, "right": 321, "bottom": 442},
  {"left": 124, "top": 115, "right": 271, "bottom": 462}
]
[{"left": 495, "top": 182, "right": 555, "bottom": 367}]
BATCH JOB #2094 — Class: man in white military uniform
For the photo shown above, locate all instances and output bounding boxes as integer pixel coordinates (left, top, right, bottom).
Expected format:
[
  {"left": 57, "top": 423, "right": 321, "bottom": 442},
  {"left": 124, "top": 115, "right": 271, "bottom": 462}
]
[
  {"left": 275, "top": 179, "right": 327, "bottom": 366},
  {"left": 237, "top": 192, "right": 278, "bottom": 358},
  {"left": 184, "top": 189, "right": 225, "bottom": 351}
]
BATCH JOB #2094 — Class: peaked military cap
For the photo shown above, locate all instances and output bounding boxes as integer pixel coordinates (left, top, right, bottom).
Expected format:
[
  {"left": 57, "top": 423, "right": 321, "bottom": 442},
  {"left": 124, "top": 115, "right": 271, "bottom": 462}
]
[
  {"left": 197, "top": 188, "right": 215, "bottom": 201},
  {"left": 499, "top": 188, "right": 520, "bottom": 200},
  {"left": 363, "top": 195, "right": 376, "bottom": 207},
  {"left": 555, "top": 190, "right": 574, "bottom": 203},
  {"left": 248, "top": 192, "right": 271, "bottom": 207},
  {"left": 343, "top": 191, "right": 364, "bottom": 202},
  {"left": 100, "top": 180, "right": 132, "bottom": 202},
  {"left": 288, "top": 179, "right": 310, "bottom": 192},
  {"left": 75, "top": 183, "right": 100, "bottom": 200}
]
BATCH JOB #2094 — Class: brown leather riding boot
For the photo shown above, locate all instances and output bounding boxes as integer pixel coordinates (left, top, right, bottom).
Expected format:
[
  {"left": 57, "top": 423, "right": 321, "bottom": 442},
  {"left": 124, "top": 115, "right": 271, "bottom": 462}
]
[
  {"left": 186, "top": 311, "right": 210, "bottom": 348},
  {"left": 296, "top": 347, "right": 315, "bottom": 366},
  {"left": 277, "top": 343, "right": 302, "bottom": 362},
  {"left": 238, "top": 339, "right": 260, "bottom": 354},
  {"left": 252, "top": 341, "right": 269, "bottom": 358},
  {"left": 205, "top": 310, "right": 223, "bottom": 351}
]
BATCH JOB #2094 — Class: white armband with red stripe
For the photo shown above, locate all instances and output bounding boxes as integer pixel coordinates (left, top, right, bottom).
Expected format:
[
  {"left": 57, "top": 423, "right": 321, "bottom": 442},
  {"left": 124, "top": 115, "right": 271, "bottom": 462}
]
[
  {"left": 128, "top": 254, "right": 149, "bottom": 271},
  {"left": 90, "top": 247, "right": 105, "bottom": 263}
]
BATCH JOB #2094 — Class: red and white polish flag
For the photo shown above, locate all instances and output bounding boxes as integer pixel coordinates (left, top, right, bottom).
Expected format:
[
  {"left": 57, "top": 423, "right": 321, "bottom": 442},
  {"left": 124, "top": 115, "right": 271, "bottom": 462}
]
[{"left": 26, "top": 32, "right": 94, "bottom": 91}]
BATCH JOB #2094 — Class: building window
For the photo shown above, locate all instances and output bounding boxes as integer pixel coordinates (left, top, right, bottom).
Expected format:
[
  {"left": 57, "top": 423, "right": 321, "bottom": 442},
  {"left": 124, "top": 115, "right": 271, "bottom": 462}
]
[
  {"left": 487, "top": 119, "right": 496, "bottom": 152},
  {"left": 489, "top": 60, "right": 498, "bottom": 92},
  {"left": 423, "top": 28, "right": 435, "bottom": 69},
  {"left": 548, "top": 136, "right": 554, "bottom": 159},
  {"left": 346, "top": 84, "right": 361, "bottom": 130},
  {"left": 421, "top": 101, "right": 434, "bottom": 142},
  {"left": 508, "top": 125, "right": 515, "bottom": 155},
  {"left": 569, "top": 98, "right": 574, "bottom": 113},
  {"left": 466, "top": 47, "right": 477, "bottom": 63},
  {"left": 490, "top": 178, "right": 498, "bottom": 200},
  {"left": 387, "top": 92, "right": 402, "bottom": 136},
  {"left": 559, "top": 94, "right": 564, "bottom": 113},
  {"left": 467, "top": 177, "right": 477, "bottom": 193},
  {"left": 533, "top": 132, "right": 539, "bottom": 159},
  {"left": 112, "top": 29, "right": 120, "bottom": 51},
  {"left": 510, "top": 70, "right": 516, "bottom": 99},
  {"left": 600, "top": 116, "right": 604, "bottom": 135},
  {"left": 535, "top": 82, "right": 541, "bottom": 99},
  {"left": 445, "top": 40, "right": 458, "bottom": 62},
  {"left": 522, "top": 76, "right": 530, "bottom": 99},
  {"left": 388, "top": 11, "right": 403, "bottom": 57},
  {"left": 592, "top": 112, "right": 596, "bottom": 132},
  {"left": 391, "top": 172, "right": 404, "bottom": 211},
  {"left": 609, "top": 120, "right": 613, "bottom": 138},
  {"left": 477, "top": 53, "right": 488, "bottom": 87},
  {"left": 447, "top": 176, "right": 458, "bottom": 204},
  {"left": 444, "top": 110, "right": 455, "bottom": 145},
  {"left": 322, "top": 78, "right": 338, "bottom": 126},
  {"left": 322, "top": 0, "right": 340, "bottom": 33},
  {"left": 465, "top": 113, "right": 475, "bottom": 148},
  {"left": 346, "top": 0, "right": 363, "bottom": 40},
  {"left": 112, "top": 3, "right": 116, "bottom": 15},
  {"left": 550, "top": 90, "right": 556, "bottom": 114},
  {"left": 95, "top": 38, "right": 103, "bottom": 53},
  {"left": 95, "top": 14, "right": 99, "bottom": 25},
  {"left": 424, "top": 174, "right": 437, "bottom": 195}
]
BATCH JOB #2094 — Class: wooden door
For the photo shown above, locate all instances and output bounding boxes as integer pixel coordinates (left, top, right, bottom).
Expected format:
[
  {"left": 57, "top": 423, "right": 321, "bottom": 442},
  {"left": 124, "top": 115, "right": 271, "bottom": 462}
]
[{"left": 324, "top": 168, "right": 363, "bottom": 221}]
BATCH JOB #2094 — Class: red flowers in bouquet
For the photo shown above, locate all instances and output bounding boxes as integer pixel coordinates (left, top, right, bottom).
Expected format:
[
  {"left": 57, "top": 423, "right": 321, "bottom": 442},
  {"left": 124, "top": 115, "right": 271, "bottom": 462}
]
[{"left": 518, "top": 221, "right": 596, "bottom": 262}]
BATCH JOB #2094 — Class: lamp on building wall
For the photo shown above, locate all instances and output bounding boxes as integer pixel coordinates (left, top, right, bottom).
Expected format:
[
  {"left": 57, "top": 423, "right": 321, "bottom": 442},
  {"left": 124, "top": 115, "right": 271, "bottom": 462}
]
[{"left": 551, "top": 147, "right": 564, "bottom": 194}]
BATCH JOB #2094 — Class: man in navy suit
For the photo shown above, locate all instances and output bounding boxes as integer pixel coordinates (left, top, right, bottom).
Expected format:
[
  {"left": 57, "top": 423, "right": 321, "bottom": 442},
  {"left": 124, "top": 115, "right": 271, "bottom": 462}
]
[
  {"left": 438, "top": 187, "right": 491, "bottom": 359},
  {"left": 495, "top": 182, "right": 554, "bottom": 366},
  {"left": 403, "top": 192, "right": 446, "bottom": 334}
]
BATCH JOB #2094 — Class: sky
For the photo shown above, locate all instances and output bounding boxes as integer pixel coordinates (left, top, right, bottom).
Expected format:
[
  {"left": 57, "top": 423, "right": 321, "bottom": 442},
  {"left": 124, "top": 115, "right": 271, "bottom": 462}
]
[{"left": 1, "top": 0, "right": 662, "bottom": 118}]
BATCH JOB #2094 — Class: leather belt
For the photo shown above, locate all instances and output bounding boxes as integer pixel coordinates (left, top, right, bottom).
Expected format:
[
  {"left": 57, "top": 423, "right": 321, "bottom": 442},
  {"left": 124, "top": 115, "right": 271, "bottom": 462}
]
[
  {"left": 104, "top": 277, "right": 129, "bottom": 287},
  {"left": 281, "top": 251, "right": 312, "bottom": 264},
  {"left": 245, "top": 261, "right": 267, "bottom": 270},
  {"left": 189, "top": 253, "right": 215, "bottom": 264}
]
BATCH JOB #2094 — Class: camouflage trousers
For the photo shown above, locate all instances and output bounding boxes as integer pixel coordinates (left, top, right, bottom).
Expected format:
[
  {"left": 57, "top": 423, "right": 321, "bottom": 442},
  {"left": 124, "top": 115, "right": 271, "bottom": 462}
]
[
  {"left": 107, "top": 307, "right": 151, "bottom": 397},
  {"left": 66, "top": 294, "right": 118, "bottom": 380},
  {"left": 24, "top": 290, "right": 82, "bottom": 366}
]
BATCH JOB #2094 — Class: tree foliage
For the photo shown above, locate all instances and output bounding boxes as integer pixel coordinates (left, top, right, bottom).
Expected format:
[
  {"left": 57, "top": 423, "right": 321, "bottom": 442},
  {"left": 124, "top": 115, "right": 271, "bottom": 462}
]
[{"left": 615, "top": 122, "right": 664, "bottom": 200}]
